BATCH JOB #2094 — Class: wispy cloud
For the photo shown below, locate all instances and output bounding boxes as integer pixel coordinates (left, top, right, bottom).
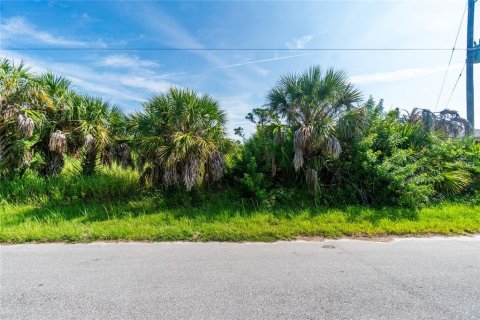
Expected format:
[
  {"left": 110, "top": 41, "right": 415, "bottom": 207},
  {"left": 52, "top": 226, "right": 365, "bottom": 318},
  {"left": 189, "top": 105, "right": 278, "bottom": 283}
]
[
  {"left": 286, "top": 35, "right": 314, "bottom": 49},
  {"left": 127, "top": 3, "right": 249, "bottom": 85},
  {"left": 67, "top": 75, "right": 145, "bottom": 103},
  {"left": 100, "top": 55, "right": 159, "bottom": 69},
  {"left": 119, "top": 76, "right": 173, "bottom": 93},
  {"left": 0, "top": 49, "right": 179, "bottom": 107},
  {"left": 0, "top": 16, "right": 105, "bottom": 47},
  {"left": 350, "top": 64, "right": 463, "bottom": 85}
]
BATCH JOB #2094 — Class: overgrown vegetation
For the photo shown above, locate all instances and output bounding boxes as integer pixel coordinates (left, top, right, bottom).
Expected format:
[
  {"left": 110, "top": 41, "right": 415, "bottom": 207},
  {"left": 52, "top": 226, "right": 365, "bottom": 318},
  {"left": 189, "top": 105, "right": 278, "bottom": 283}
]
[{"left": 1, "top": 60, "right": 479, "bottom": 243}]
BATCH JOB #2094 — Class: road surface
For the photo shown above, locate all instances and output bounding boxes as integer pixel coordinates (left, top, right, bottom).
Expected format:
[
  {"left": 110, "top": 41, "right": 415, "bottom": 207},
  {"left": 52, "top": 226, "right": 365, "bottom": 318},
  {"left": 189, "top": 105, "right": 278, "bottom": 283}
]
[{"left": 1, "top": 237, "right": 480, "bottom": 319}]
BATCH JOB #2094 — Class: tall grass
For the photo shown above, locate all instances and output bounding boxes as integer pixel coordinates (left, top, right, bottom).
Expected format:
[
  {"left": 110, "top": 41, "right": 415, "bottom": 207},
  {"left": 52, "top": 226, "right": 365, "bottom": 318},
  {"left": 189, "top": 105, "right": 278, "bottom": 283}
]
[{"left": 0, "top": 160, "right": 140, "bottom": 205}]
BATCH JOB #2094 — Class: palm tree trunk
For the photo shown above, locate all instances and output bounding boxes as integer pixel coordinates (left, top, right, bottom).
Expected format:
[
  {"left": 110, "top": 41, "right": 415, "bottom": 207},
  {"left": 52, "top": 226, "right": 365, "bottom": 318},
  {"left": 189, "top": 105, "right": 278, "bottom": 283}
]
[
  {"left": 41, "top": 151, "right": 65, "bottom": 176},
  {"left": 82, "top": 149, "right": 97, "bottom": 176}
]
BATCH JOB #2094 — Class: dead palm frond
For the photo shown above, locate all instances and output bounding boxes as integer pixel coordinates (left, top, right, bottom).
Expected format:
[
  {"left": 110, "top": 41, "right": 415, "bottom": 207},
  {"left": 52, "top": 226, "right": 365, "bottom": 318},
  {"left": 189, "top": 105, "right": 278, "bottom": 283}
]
[
  {"left": 49, "top": 130, "right": 67, "bottom": 153},
  {"left": 22, "top": 150, "right": 33, "bottom": 166},
  {"left": 322, "top": 136, "right": 342, "bottom": 159},
  {"left": 293, "top": 125, "right": 313, "bottom": 171},
  {"left": 16, "top": 114, "right": 34, "bottom": 138},
  {"left": 182, "top": 156, "right": 202, "bottom": 191},
  {"left": 293, "top": 149, "right": 304, "bottom": 172},
  {"left": 163, "top": 163, "right": 180, "bottom": 187},
  {"left": 2, "top": 107, "right": 16, "bottom": 120},
  {"left": 205, "top": 151, "right": 226, "bottom": 182},
  {"left": 84, "top": 134, "right": 95, "bottom": 152}
]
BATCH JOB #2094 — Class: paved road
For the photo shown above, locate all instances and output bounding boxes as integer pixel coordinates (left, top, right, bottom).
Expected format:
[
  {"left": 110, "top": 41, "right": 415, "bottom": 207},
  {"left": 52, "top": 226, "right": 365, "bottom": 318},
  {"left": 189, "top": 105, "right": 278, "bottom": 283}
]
[{"left": 1, "top": 237, "right": 479, "bottom": 320}]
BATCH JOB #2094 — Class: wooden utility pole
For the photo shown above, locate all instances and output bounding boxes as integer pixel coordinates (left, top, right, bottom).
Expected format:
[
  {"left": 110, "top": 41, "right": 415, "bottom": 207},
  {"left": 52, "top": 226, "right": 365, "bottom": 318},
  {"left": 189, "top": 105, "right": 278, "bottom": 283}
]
[{"left": 466, "top": 0, "right": 479, "bottom": 129}]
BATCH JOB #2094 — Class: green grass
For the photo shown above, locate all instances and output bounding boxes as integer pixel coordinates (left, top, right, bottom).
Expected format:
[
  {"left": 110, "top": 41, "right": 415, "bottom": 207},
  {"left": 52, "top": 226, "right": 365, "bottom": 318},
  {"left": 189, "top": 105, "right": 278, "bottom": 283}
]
[
  {"left": 1, "top": 198, "right": 479, "bottom": 243},
  {"left": 1, "top": 162, "right": 479, "bottom": 243}
]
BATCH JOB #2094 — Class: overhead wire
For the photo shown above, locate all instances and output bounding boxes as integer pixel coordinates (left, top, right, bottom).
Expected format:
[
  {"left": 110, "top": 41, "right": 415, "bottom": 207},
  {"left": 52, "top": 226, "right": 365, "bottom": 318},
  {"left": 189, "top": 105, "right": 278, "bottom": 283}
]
[
  {"left": 445, "top": 60, "right": 467, "bottom": 109},
  {"left": 3, "top": 47, "right": 466, "bottom": 52},
  {"left": 434, "top": 1, "right": 468, "bottom": 111}
]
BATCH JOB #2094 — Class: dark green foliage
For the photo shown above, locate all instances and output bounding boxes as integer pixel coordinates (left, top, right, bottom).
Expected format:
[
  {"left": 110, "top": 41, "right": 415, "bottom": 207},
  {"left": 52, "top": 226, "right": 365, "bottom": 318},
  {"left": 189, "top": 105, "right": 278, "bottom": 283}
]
[
  {"left": 2, "top": 61, "right": 479, "bottom": 212},
  {"left": 237, "top": 67, "right": 480, "bottom": 208}
]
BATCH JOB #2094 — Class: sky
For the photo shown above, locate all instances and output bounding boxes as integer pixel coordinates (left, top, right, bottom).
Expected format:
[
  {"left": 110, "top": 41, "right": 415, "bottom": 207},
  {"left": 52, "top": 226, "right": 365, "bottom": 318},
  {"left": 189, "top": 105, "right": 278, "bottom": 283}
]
[{"left": 1, "top": 0, "right": 480, "bottom": 136}]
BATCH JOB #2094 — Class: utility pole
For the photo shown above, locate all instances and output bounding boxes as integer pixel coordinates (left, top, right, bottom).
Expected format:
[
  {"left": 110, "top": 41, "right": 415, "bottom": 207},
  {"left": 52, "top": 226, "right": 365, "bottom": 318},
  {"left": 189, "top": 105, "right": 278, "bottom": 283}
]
[{"left": 466, "top": 0, "right": 479, "bottom": 130}]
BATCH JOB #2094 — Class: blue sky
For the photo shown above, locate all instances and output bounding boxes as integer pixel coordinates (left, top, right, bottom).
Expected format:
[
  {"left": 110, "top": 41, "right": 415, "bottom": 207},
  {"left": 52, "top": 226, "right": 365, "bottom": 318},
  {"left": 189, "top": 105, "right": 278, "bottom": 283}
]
[{"left": 1, "top": 0, "right": 479, "bottom": 136}]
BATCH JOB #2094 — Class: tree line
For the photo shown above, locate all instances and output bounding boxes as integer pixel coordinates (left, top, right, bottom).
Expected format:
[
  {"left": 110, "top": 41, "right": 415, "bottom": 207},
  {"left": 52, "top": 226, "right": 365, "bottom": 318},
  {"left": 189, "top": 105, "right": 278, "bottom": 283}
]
[{"left": 1, "top": 59, "right": 478, "bottom": 208}]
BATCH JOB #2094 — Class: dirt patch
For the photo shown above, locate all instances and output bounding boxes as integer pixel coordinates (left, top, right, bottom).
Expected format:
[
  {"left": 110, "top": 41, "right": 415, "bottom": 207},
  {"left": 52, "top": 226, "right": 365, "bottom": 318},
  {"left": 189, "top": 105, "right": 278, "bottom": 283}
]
[
  {"left": 351, "top": 236, "right": 395, "bottom": 243},
  {"left": 295, "top": 236, "right": 325, "bottom": 242},
  {"left": 295, "top": 235, "right": 395, "bottom": 243}
]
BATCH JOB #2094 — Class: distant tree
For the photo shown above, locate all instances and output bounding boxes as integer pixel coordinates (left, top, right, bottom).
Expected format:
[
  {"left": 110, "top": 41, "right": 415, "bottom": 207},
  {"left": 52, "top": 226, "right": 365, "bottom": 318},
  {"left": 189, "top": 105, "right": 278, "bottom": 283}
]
[{"left": 234, "top": 127, "right": 246, "bottom": 141}]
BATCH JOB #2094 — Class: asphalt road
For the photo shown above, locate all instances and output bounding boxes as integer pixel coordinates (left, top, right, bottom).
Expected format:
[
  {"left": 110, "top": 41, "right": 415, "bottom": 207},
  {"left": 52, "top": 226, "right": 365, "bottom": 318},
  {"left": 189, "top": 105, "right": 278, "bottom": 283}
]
[{"left": 1, "top": 237, "right": 479, "bottom": 320}]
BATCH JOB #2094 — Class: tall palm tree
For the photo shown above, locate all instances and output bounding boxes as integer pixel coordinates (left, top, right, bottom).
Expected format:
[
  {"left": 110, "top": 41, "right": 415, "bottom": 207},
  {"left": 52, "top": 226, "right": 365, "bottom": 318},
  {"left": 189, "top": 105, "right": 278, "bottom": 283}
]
[
  {"left": 0, "top": 59, "right": 47, "bottom": 178},
  {"left": 266, "top": 66, "right": 362, "bottom": 191},
  {"left": 77, "top": 96, "right": 113, "bottom": 175},
  {"left": 35, "top": 72, "right": 75, "bottom": 176},
  {"left": 129, "top": 88, "right": 230, "bottom": 191}
]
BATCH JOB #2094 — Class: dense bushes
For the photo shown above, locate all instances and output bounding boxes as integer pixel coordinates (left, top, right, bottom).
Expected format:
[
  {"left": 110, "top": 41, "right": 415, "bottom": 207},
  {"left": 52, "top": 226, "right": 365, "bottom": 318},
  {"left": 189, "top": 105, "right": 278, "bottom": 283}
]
[{"left": 234, "top": 97, "right": 479, "bottom": 208}]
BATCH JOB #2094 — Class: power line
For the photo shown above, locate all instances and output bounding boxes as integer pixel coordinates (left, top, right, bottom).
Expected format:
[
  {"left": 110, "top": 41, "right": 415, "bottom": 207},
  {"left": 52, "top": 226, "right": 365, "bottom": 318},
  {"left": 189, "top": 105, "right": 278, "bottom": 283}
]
[
  {"left": 1, "top": 47, "right": 467, "bottom": 52},
  {"left": 445, "top": 60, "right": 467, "bottom": 109},
  {"left": 434, "top": 1, "right": 468, "bottom": 111}
]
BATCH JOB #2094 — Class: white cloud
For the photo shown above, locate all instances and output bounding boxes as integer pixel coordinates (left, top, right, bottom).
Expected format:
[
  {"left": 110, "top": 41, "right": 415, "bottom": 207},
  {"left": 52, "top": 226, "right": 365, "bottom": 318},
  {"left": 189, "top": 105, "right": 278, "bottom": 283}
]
[
  {"left": 100, "top": 55, "right": 159, "bottom": 69},
  {"left": 350, "top": 64, "right": 463, "bottom": 85},
  {"left": 0, "top": 49, "right": 177, "bottom": 106},
  {"left": 286, "top": 35, "right": 314, "bottom": 49},
  {"left": 1, "top": 16, "right": 105, "bottom": 47},
  {"left": 119, "top": 76, "right": 173, "bottom": 93},
  {"left": 67, "top": 75, "right": 145, "bottom": 103}
]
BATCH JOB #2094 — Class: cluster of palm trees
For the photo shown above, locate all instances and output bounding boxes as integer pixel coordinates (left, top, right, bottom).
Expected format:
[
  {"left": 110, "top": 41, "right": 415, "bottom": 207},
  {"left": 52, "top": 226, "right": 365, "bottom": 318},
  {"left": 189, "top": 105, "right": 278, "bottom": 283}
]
[
  {"left": 0, "top": 59, "right": 125, "bottom": 179},
  {"left": 0, "top": 59, "right": 230, "bottom": 190}
]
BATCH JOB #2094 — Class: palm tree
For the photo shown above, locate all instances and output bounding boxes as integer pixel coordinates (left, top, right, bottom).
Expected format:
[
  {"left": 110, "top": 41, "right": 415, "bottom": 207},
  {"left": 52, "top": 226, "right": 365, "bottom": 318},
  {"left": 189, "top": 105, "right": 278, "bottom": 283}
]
[
  {"left": 35, "top": 72, "right": 76, "bottom": 176},
  {"left": 101, "top": 108, "right": 134, "bottom": 170},
  {"left": 129, "top": 88, "right": 230, "bottom": 191},
  {"left": 76, "top": 96, "right": 113, "bottom": 175},
  {"left": 266, "top": 66, "right": 362, "bottom": 191},
  {"left": 0, "top": 59, "right": 47, "bottom": 178}
]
